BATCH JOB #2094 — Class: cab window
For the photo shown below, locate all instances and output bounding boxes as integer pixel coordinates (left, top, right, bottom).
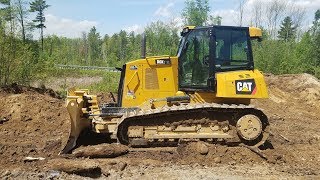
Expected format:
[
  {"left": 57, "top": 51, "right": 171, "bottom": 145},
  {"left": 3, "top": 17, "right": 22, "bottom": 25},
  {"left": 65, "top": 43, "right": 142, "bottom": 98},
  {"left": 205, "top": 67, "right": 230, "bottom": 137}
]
[
  {"left": 215, "top": 29, "right": 251, "bottom": 70},
  {"left": 179, "top": 29, "right": 210, "bottom": 89}
]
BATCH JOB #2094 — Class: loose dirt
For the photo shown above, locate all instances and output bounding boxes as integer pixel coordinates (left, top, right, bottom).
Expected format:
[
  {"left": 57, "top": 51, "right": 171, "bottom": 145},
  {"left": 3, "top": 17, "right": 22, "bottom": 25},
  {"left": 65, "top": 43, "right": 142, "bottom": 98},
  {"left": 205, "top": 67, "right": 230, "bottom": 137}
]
[
  {"left": 0, "top": 74, "right": 319, "bottom": 179},
  {"left": 0, "top": 84, "right": 69, "bottom": 170}
]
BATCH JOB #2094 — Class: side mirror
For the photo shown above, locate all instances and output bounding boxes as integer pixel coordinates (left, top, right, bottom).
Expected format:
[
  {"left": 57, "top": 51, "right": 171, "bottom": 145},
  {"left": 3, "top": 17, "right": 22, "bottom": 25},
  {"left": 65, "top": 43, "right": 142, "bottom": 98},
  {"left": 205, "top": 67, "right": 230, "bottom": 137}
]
[
  {"left": 250, "top": 37, "right": 262, "bottom": 42},
  {"left": 257, "top": 37, "right": 262, "bottom": 42}
]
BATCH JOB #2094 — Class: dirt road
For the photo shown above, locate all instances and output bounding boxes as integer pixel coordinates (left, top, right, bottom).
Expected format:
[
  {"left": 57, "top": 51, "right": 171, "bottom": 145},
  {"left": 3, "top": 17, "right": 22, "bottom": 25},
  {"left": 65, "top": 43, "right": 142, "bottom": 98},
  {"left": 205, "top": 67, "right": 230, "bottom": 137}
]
[{"left": 0, "top": 74, "right": 319, "bottom": 179}]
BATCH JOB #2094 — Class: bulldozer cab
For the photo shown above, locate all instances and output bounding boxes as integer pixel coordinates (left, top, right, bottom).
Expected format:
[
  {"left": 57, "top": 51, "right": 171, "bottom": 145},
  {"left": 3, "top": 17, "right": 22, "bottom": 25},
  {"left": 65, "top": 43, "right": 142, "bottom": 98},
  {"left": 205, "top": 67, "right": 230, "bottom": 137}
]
[{"left": 178, "top": 26, "right": 257, "bottom": 92}]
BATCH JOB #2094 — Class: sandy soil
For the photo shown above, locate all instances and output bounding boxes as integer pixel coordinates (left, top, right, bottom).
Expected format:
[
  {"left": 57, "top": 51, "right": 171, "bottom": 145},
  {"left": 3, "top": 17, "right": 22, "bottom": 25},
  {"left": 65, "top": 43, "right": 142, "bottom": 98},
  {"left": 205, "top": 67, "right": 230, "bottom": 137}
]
[{"left": 0, "top": 73, "right": 319, "bottom": 179}]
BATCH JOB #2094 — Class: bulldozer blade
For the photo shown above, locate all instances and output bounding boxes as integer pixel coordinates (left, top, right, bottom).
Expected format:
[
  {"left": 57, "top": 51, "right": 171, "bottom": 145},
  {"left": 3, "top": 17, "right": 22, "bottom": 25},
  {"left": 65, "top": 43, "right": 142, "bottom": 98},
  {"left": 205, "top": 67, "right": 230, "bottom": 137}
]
[
  {"left": 60, "top": 135, "right": 77, "bottom": 155},
  {"left": 60, "top": 100, "right": 90, "bottom": 154}
]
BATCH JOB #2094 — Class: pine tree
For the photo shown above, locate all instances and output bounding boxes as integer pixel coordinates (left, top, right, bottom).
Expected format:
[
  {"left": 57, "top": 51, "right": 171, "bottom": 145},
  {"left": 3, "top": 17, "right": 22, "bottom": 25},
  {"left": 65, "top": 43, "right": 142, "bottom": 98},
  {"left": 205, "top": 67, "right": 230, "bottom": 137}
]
[
  {"left": 311, "top": 9, "right": 320, "bottom": 66},
  {"left": 181, "top": 0, "right": 210, "bottom": 26},
  {"left": 0, "top": 0, "right": 13, "bottom": 22},
  {"left": 16, "top": 0, "right": 29, "bottom": 42},
  {"left": 312, "top": 9, "right": 320, "bottom": 34},
  {"left": 209, "top": 15, "right": 222, "bottom": 25},
  {"left": 87, "top": 26, "right": 102, "bottom": 65},
  {"left": 278, "top": 16, "right": 296, "bottom": 42},
  {"left": 29, "top": 0, "right": 49, "bottom": 51}
]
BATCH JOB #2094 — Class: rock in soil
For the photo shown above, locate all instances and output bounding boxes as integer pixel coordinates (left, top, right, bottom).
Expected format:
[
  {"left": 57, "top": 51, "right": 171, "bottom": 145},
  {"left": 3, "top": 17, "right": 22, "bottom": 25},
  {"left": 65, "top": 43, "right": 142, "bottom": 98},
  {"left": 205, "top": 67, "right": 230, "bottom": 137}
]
[
  {"left": 196, "top": 142, "right": 209, "bottom": 155},
  {"left": 214, "top": 157, "right": 222, "bottom": 163},
  {"left": 72, "top": 144, "right": 129, "bottom": 158},
  {"left": 117, "top": 161, "right": 127, "bottom": 171},
  {"left": 178, "top": 142, "right": 209, "bottom": 156},
  {"left": 1, "top": 170, "right": 11, "bottom": 177}
]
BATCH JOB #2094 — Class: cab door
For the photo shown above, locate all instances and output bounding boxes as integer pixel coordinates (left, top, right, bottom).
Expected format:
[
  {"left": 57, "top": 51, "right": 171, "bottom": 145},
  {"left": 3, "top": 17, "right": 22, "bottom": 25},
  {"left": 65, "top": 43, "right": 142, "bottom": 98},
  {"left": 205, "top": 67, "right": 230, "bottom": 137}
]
[{"left": 178, "top": 28, "right": 215, "bottom": 92}]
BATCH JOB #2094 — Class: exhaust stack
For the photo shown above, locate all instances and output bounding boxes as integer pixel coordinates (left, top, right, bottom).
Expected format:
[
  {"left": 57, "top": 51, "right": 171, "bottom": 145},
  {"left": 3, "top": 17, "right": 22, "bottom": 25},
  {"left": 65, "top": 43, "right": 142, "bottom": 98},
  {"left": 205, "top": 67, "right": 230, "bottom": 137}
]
[{"left": 141, "top": 33, "right": 146, "bottom": 59}]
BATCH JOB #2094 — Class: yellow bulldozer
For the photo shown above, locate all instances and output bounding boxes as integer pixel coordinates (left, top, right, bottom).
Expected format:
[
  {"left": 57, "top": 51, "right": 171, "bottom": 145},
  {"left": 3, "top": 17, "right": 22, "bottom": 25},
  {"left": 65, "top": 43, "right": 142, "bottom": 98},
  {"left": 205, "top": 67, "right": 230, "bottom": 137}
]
[{"left": 61, "top": 25, "right": 270, "bottom": 154}]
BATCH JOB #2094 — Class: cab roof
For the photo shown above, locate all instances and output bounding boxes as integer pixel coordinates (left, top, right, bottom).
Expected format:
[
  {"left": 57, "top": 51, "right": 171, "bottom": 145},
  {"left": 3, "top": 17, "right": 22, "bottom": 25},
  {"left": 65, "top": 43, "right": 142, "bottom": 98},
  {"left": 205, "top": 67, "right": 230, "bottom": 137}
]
[{"left": 182, "top": 25, "right": 262, "bottom": 38}]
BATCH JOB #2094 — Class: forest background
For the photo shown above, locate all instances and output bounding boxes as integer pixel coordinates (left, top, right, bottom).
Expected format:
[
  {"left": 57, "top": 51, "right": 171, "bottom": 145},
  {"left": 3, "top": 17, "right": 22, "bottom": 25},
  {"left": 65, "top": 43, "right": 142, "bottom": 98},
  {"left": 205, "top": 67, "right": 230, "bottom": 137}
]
[{"left": 0, "top": 0, "right": 319, "bottom": 88}]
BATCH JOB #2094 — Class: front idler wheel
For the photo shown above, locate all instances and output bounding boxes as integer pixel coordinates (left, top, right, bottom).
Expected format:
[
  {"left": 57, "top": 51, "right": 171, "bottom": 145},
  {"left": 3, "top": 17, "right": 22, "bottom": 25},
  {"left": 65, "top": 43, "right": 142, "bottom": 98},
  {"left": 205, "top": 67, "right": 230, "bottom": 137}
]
[{"left": 236, "top": 114, "right": 263, "bottom": 143}]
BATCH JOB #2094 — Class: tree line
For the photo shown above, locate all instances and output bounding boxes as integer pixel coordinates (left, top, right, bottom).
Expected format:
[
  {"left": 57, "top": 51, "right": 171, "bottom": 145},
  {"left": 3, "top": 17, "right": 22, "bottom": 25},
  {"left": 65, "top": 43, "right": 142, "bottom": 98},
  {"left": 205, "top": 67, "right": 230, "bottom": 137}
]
[
  {"left": 0, "top": 0, "right": 49, "bottom": 85},
  {"left": 43, "top": 21, "right": 180, "bottom": 67},
  {"left": 0, "top": 0, "right": 319, "bottom": 86}
]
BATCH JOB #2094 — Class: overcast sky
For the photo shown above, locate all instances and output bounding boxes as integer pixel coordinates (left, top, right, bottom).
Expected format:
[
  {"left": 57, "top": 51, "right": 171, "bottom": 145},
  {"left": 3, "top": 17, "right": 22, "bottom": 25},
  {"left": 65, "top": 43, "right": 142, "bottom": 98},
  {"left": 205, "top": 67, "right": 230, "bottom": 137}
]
[{"left": 42, "top": 0, "right": 320, "bottom": 38}]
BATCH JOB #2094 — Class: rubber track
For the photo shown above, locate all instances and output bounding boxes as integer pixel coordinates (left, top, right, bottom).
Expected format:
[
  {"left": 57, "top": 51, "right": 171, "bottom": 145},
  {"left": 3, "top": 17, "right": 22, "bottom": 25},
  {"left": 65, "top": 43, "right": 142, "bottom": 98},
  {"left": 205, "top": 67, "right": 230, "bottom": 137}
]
[{"left": 116, "top": 103, "right": 269, "bottom": 146}]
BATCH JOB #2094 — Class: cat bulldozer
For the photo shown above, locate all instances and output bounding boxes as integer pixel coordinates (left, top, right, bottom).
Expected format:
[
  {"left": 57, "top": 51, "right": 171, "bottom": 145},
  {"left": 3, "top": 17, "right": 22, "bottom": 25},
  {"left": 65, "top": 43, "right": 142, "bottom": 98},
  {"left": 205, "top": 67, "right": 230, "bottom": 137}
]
[{"left": 61, "top": 25, "right": 270, "bottom": 154}]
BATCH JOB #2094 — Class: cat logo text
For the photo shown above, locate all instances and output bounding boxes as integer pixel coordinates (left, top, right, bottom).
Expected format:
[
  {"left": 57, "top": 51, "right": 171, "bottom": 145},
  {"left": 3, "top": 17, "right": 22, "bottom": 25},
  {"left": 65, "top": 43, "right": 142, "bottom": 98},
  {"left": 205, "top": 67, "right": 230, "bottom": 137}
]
[{"left": 235, "top": 79, "right": 257, "bottom": 95}]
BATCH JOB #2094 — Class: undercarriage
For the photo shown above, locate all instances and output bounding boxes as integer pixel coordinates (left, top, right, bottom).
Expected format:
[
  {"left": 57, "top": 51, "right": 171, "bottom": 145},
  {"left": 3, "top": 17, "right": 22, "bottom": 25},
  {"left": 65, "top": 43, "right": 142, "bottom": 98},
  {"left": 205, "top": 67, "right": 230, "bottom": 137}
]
[
  {"left": 62, "top": 90, "right": 270, "bottom": 154},
  {"left": 91, "top": 103, "right": 270, "bottom": 148}
]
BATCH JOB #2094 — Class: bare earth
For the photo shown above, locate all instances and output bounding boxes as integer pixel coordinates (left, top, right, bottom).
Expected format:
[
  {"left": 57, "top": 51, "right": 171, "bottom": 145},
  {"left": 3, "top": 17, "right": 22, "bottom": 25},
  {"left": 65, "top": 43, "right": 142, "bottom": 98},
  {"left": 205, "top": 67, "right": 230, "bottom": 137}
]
[{"left": 0, "top": 73, "right": 319, "bottom": 179}]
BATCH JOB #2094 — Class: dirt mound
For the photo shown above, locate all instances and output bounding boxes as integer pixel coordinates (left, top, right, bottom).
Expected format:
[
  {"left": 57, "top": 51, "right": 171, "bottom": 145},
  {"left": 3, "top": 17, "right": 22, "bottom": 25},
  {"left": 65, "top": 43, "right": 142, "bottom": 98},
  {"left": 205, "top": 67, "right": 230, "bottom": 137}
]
[
  {"left": 265, "top": 73, "right": 320, "bottom": 106},
  {"left": 0, "top": 85, "right": 69, "bottom": 169},
  {"left": 0, "top": 83, "right": 61, "bottom": 99},
  {"left": 253, "top": 74, "right": 320, "bottom": 143},
  {"left": 177, "top": 142, "right": 265, "bottom": 165},
  {"left": 251, "top": 73, "right": 320, "bottom": 175}
]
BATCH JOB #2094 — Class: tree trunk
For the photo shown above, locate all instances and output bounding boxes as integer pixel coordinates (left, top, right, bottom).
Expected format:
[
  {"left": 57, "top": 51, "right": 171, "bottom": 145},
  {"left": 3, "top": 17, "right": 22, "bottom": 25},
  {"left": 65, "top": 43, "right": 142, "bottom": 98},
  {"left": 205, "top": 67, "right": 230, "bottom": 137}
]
[
  {"left": 41, "top": 27, "right": 44, "bottom": 51},
  {"left": 17, "top": 0, "right": 26, "bottom": 42},
  {"left": 21, "top": 19, "right": 26, "bottom": 42}
]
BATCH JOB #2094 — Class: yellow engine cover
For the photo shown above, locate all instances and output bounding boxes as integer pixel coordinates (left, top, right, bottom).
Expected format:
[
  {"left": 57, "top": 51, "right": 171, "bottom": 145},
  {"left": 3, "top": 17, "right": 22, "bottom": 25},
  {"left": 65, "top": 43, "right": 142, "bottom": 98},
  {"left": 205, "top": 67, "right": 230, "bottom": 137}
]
[
  {"left": 121, "top": 56, "right": 179, "bottom": 108},
  {"left": 216, "top": 70, "right": 268, "bottom": 98},
  {"left": 120, "top": 55, "right": 268, "bottom": 108}
]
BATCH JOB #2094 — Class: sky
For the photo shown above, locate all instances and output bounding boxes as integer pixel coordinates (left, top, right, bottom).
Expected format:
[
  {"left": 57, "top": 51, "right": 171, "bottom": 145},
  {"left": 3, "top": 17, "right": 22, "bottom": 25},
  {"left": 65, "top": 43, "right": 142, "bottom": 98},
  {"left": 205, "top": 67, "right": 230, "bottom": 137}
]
[{"left": 42, "top": 0, "right": 320, "bottom": 38}]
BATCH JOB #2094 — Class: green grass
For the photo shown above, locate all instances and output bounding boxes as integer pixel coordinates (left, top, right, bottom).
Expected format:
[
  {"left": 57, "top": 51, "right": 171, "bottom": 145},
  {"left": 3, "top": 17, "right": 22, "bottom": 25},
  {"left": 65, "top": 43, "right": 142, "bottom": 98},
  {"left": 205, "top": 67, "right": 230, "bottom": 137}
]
[
  {"left": 35, "top": 66, "right": 121, "bottom": 95},
  {"left": 81, "top": 72, "right": 121, "bottom": 93},
  {"left": 48, "top": 68, "right": 110, "bottom": 78}
]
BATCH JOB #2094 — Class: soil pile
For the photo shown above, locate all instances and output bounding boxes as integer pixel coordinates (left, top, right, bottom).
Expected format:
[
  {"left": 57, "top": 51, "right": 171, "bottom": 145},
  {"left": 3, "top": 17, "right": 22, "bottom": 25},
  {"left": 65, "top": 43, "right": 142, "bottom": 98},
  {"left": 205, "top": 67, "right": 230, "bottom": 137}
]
[
  {"left": 264, "top": 73, "right": 320, "bottom": 106},
  {"left": 253, "top": 73, "right": 320, "bottom": 146},
  {"left": 0, "top": 84, "right": 69, "bottom": 169},
  {"left": 252, "top": 73, "right": 320, "bottom": 175}
]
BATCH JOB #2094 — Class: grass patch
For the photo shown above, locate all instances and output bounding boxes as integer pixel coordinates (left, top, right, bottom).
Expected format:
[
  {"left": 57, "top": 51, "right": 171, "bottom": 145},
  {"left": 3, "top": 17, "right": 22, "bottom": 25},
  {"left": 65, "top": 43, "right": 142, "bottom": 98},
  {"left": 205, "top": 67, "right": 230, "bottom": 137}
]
[
  {"left": 48, "top": 68, "right": 109, "bottom": 78},
  {"left": 81, "top": 72, "right": 121, "bottom": 93},
  {"left": 36, "top": 67, "right": 121, "bottom": 95}
]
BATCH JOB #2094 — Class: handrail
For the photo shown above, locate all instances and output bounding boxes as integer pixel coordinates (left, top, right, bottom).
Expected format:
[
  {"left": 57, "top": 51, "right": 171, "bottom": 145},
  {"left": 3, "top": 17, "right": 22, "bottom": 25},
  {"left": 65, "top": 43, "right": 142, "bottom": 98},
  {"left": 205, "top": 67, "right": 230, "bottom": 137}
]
[{"left": 55, "top": 64, "right": 121, "bottom": 72}]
